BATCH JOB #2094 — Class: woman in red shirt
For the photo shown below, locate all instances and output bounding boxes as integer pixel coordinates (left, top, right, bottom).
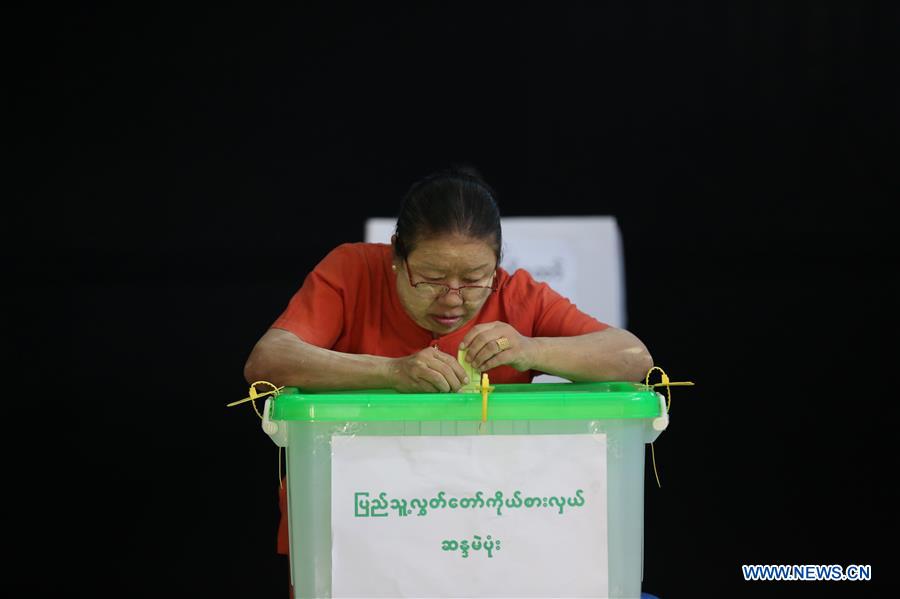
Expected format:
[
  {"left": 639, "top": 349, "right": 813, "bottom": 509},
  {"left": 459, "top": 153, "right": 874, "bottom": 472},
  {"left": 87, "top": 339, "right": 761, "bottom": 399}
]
[{"left": 243, "top": 167, "right": 653, "bottom": 586}]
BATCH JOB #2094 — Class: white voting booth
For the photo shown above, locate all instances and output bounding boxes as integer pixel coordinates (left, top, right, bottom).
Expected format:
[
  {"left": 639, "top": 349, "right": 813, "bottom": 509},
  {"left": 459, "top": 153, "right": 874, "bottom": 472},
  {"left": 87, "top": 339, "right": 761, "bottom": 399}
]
[{"left": 364, "top": 216, "right": 627, "bottom": 382}]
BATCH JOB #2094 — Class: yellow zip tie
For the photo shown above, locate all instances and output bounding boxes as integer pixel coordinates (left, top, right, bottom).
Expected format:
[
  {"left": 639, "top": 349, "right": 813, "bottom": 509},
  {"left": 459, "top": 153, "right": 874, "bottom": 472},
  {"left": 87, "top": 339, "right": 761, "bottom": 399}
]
[
  {"left": 480, "top": 373, "right": 494, "bottom": 422},
  {"left": 278, "top": 446, "right": 284, "bottom": 491},
  {"left": 650, "top": 443, "right": 662, "bottom": 488},
  {"left": 644, "top": 366, "right": 694, "bottom": 412},
  {"left": 644, "top": 366, "right": 695, "bottom": 488},
  {"left": 227, "top": 381, "right": 284, "bottom": 419},
  {"left": 228, "top": 382, "right": 287, "bottom": 491}
]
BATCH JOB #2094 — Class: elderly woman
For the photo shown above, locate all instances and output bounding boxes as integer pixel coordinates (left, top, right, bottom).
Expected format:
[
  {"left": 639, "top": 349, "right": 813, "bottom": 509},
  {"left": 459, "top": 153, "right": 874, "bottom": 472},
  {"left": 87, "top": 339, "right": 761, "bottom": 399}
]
[
  {"left": 245, "top": 169, "right": 652, "bottom": 392},
  {"left": 244, "top": 167, "right": 654, "bottom": 570}
]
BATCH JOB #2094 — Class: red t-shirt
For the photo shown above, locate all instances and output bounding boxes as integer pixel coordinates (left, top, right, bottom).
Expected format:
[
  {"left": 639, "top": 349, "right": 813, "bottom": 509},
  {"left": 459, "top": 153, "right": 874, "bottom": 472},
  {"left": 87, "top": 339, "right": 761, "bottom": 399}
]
[
  {"left": 272, "top": 242, "right": 608, "bottom": 382},
  {"left": 271, "top": 242, "right": 609, "bottom": 553}
]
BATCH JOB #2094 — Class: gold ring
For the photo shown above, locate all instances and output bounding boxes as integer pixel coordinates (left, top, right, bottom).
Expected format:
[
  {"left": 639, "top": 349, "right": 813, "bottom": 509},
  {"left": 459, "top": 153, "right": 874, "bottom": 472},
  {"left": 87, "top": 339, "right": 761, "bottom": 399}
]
[{"left": 496, "top": 337, "right": 511, "bottom": 351}]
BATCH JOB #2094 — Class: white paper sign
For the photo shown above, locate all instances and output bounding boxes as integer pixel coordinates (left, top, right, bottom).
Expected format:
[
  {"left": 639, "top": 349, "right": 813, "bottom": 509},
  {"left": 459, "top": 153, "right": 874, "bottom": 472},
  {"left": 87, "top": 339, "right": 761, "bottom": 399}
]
[
  {"left": 331, "top": 434, "right": 608, "bottom": 598},
  {"left": 499, "top": 237, "right": 579, "bottom": 305}
]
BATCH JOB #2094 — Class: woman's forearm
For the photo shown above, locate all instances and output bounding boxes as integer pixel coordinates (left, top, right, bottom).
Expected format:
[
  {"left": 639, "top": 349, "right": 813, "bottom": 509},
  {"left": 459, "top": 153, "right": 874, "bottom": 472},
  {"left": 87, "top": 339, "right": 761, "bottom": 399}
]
[
  {"left": 529, "top": 328, "right": 653, "bottom": 382},
  {"left": 244, "top": 328, "right": 393, "bottom": 390}
]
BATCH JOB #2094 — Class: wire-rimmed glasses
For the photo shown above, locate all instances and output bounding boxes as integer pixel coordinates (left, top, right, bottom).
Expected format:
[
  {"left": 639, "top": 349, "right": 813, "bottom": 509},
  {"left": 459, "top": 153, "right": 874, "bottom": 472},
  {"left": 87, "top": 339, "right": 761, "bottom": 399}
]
[{"left": 404, "top": 260, "right": 497, "bottom": 302}]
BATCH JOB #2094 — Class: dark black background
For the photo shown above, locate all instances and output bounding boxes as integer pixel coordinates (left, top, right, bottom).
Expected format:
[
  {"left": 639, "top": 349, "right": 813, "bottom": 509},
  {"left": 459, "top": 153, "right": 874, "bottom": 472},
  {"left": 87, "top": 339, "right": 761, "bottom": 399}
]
[{"left": 7, "top": 2, "right": 896, "bottom": 598}]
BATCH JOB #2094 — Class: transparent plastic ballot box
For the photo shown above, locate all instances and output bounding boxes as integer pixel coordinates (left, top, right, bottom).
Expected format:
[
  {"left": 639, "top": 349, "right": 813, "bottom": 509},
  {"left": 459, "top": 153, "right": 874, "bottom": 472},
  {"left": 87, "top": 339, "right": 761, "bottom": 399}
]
[{"left": 262, "top": 381, "right": 668, "bottom": 599}]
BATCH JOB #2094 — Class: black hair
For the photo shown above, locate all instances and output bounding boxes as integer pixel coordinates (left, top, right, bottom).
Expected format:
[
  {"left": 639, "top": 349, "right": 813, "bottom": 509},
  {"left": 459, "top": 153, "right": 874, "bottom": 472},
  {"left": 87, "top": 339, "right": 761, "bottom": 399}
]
[{"left": 394, "top": 165, "right": 502, "bottom": 264}]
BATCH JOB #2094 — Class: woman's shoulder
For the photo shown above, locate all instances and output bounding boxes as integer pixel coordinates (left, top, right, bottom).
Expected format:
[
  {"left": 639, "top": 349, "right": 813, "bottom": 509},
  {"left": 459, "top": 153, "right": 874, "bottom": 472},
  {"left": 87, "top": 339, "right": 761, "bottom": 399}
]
[
  {"left": 321, "top": 242, "right": 392, "bottom": 269},
  {"left": 497, "top": 265, "right": 545, "bottom": 293},
  {"left": 328, "top": 241, "right": 391, "bottom": 261},
  {"left": 309, "top": 243, "right": 391, "bottom": 297},
  {"left": 495, "top": 266, "right": 572, "bottom": 313}
]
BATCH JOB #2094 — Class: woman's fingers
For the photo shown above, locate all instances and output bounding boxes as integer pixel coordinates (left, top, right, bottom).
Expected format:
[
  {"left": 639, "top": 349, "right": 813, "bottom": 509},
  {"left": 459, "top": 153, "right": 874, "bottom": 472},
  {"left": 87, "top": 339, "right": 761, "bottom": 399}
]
[
  {"left": 466, "top": 329, "right": 514, "bottom": 370},
  {"left": 430, "top": 348, "right": 469, "bottom": 388},
  {"left": 398, "top": 339, "right": 523, "bottom": 393},
  {"left": 409, "top": 356, "right": 451, "bottom": 392},
  {"left": 407, "top": 348, "right": 466, "bottom": 392},
  {"left": 460, "top": 323, "right": 498, "bottom": 355}
]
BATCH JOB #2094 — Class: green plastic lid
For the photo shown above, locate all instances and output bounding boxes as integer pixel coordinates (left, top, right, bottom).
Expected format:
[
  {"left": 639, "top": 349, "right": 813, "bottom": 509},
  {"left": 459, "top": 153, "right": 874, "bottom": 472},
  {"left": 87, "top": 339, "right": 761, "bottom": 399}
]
[{"left": 270, "top": 381, "right": 661, "bottom": 422}]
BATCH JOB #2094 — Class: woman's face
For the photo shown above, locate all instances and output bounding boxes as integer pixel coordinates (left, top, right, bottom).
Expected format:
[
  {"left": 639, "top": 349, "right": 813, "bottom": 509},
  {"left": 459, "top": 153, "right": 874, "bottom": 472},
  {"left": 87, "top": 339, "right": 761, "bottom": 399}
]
[{"left": 394, "top": 233, "right": 497, "bottom": 336}]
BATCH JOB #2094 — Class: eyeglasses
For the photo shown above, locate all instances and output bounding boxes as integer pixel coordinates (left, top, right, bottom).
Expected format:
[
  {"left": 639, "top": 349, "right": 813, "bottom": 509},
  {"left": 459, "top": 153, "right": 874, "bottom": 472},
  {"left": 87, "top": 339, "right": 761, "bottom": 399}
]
[{"left": 404, "top": 259, "right": 497, "bottom": 301}]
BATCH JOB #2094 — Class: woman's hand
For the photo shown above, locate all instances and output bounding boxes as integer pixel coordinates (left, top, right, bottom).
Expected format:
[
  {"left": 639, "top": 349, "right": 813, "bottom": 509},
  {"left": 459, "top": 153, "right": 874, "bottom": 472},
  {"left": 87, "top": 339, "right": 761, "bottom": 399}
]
[
  {"left": 459, "top": 322, "right": 538, "bottom": 372},
  {"left": 387, "top": 346, "right": 470, "bottom": 393}
]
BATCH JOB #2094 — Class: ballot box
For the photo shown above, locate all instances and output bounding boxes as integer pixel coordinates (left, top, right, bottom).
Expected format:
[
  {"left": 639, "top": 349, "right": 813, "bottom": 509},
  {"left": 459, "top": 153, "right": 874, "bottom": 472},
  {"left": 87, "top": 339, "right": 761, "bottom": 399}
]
[{"left": 263, "top": 381, "right": 668, "bottom": 598}]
